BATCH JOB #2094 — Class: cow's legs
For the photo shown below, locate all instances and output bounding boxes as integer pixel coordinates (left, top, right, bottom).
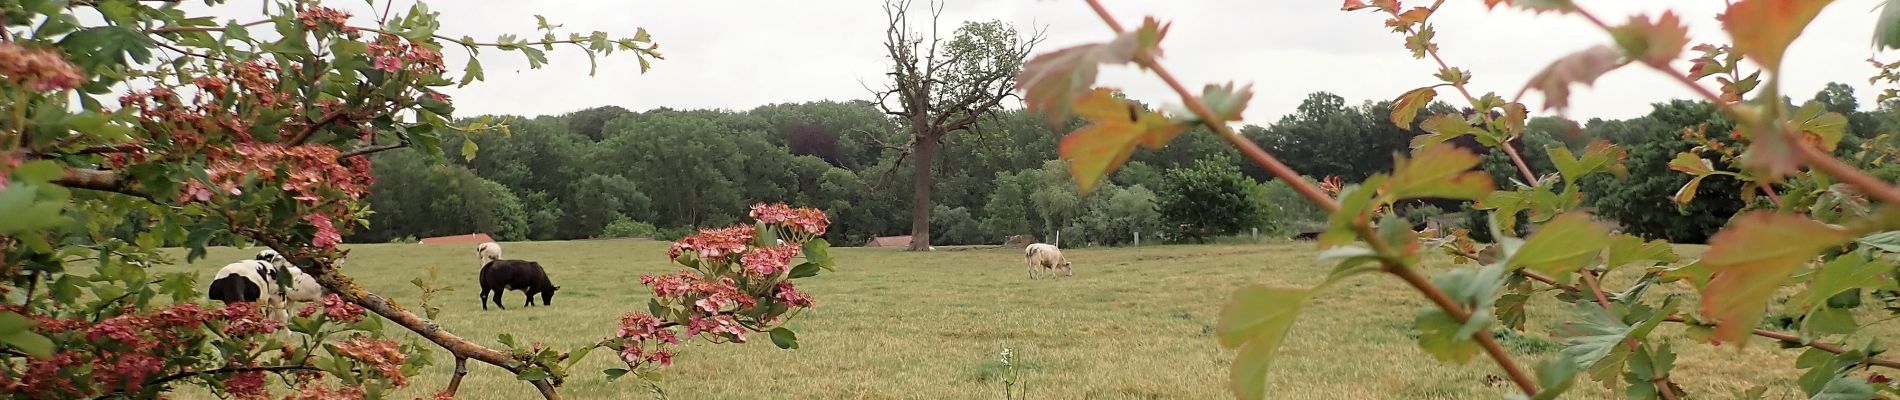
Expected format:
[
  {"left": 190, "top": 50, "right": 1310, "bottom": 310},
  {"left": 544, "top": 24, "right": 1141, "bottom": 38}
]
[
  {"left": 1026, "top": 260, "right": 1037, "bottom": 279},
  {"left": 523, "top": 292, "right": 533, "bottom": 307}
]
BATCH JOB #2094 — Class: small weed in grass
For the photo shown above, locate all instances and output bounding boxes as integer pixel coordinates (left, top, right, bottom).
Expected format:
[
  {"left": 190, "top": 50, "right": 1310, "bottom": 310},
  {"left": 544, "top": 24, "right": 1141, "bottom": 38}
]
[{"left": 1491, "top": 329, "right": 1559, "bottom": 355}]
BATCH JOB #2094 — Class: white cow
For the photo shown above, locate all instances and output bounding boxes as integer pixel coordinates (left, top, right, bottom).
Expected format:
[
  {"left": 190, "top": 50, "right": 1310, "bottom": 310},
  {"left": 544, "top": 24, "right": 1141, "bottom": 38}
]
[{"left": 1023, "top": 243, "right": 1072, "bottom": 279}]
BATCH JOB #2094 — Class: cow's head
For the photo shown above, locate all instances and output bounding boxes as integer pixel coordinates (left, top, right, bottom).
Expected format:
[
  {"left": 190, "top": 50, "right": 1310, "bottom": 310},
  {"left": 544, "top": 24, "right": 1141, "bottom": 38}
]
[{"left": 540, "top": 286, "right": 560, "bottom": 306}]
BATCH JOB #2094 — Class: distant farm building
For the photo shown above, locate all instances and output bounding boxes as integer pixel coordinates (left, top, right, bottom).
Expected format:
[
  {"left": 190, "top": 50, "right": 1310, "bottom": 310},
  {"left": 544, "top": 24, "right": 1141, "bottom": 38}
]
[
  {"left": 418, "top": 233, "right": 494, "bottom": 245},
  {"left": 863, "top": 235, "right": 913, "bottom": 248}
]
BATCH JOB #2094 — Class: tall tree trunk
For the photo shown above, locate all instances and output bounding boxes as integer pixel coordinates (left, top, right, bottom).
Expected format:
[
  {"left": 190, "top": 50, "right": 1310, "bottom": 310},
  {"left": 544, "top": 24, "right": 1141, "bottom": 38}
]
[{"left": 907, "top": 133, "right": 936, "bottom": 251}]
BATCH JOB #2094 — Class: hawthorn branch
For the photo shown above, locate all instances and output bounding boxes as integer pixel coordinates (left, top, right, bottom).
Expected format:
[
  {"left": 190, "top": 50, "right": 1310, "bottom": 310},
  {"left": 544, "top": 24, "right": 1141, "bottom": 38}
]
[
  {"left": 288, "top": 111, "right": 347, "bottom": 146},
  {"left": 337, "top": 143, "right": 406, "bottom": 161},
  {"left": 444, "top": 356, "right": 469, "bottom": 396},
  {"left": 136, "top": 365, "right": 320, "bottom": 390},
  {"left": 55, "top": 167, "right": 157, "bottom": 202},
  {"left": 1082, "top": 0, "right": 1541, "bottom": 395},
  {"left": 1515, "top": 269, "right": 1900, "bottom": 371}
]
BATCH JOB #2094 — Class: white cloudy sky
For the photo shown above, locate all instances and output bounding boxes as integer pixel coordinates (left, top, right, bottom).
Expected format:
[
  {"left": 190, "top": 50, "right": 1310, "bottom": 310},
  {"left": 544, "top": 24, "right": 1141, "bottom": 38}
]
[{"left": 186, "top": 0, "right": 1895, "bottom": 123}]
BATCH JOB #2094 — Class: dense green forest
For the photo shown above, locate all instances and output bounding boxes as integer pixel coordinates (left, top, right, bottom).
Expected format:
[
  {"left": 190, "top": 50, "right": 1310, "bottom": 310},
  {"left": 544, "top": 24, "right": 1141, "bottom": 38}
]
[{"left": 347, "top": 83, "right": 1900, "bottom": 247}]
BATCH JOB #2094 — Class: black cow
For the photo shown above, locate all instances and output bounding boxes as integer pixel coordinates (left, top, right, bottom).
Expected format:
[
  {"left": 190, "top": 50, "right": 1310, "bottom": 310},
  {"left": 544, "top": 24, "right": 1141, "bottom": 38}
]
[{"left": 479, "top": 259, "right": 560, "bottom": 310}]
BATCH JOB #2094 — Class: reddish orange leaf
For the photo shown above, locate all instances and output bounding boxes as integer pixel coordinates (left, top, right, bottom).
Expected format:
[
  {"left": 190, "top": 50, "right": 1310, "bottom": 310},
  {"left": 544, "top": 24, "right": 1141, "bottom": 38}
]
[
  {"left": 1018, "top": 20, "right": 1173, "bottom": 127},
  {"left": 1520, "top": 45, "right": 1625, "bottom": 111},
  {"left": 1390, "top": 87, "right": 1437, "bottom": 129},
  {"left": 1342, "top": 0, "right": 1373, "bottom": 11},
  {"left": 1719, "top": 0, "right": 1834, "bottom": 71},
  {"left": 1059, "top": 89, "right": 1186, "bottom": 192},
  {"left": 1387, "top": 7, "right": 1432, "bottom": 30},
  {"left": 1699, "top": 212, "right": 1851, "bottom": 346},
  {"left": 1484, "top": 0, "right": 1510, "bottom": 9},
  {"left": 1612, "top": 12, "right": 1690, "bottom": 67}
]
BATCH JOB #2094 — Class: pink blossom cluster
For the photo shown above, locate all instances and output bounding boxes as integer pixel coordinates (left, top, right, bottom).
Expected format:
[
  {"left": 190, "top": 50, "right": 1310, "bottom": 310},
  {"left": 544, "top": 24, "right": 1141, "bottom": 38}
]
[
  {"left": 748, "top": 203, "right": 830, "bottom": 236},
  {"left": 295, "top": 6, "right": 358, "bottom": 35},
  {"left": 0, "top": 302, "right": 315, "bottom": 398},
  {"left": 666, "top": 224, "right": 756, "bottom": 261},
  {"left": 740, "top": 245, "right": 801, "bottom": 278},
  {"left": 0, "top": 42, "right": 83, "bottom": 92},
  {"left": 298, "top": 294, "right": 367, "bottom": 322},
  {"left": 332, "top": 336, "right": 409, "bottom": 387}
]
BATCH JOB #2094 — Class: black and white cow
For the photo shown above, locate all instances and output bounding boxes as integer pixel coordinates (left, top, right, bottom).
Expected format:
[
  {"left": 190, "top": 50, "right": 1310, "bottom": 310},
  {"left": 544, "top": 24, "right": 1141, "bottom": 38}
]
[{"left": 479, "top": 259, "right": 560, "bottom": 310}]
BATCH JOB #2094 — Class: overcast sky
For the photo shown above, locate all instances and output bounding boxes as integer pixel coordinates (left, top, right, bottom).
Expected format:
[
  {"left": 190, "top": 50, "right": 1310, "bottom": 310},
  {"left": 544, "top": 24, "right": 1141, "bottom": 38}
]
[{"left": 190, "top": 0, "right": 1894, "bottom": 124}]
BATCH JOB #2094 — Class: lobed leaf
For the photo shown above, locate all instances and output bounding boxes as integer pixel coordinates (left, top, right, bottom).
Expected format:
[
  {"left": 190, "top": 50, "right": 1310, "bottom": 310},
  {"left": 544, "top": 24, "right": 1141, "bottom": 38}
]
[
  {"left": 1605, "top": 234, "right": 1678, "bottom": 269},
  {"left": 1720, "top": 0, "right": 1834, "bottom": 71},
  {"left": 1017, "top": 23, "right": 1164, "bottom": 125},
  {"left": 1522, "top": 45, "right": 1625, "bottom": 111},
  {"left": 1791, "top": 251, "right": 1892, "bottom": 312},
  {"left": 1610, "top": 12, "right": 1690, "bottom": 67},
  {"left": 1509, "top": 212, "right": 1611, "bottom": 276},
  {"left": 1412, "top": 114, "right": 1476, "bottom": 150},
  {"left": 1790, "top": 101, "right": 1848, "bottom": 152},
  {"left": 1058, "top": 89, "right": 1186, "bottom": 192},
  {"left": 1414, "top": 308, "right": 1479, "bottom": 364},
  {"left": 1385, "top": 144, "right": 1496, "bottom": 201},
  {"left": 1218, "top": 286, "right": 1312, "bottom": 400},
  {"left": 1879, "top": 0, "right": 1900, "bottom": 50},
  {"left": 1200, "top": 82, "right": 1254, "bottom": 124},
  {"left": 1390, "top": 87, "right": 1437, "bottom": 129},
  {"left": 1319, "top": 176, "right": 1387, "bottom": 247},
  {"left": 1859, "top": 230, "right": 1900, "bottom": 253},
  {"left": 1700, "top": 212, "right": 1852, "bottom": 345}
]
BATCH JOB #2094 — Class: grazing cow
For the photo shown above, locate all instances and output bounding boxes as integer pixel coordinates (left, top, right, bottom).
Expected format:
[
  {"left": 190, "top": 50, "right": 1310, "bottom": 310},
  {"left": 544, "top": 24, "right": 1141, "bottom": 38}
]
[
  {"left": 479, "top": 259, "right": 560, "bottom": 310},
  {"left": 255, "top": 249, "right": 325, "bottom": 304},
  {"left": 476, "top": 242, "right": 503, "bottom": 268},
  {"left": 208, "top": 260, "right": 293, "bottom": 326},
  {"left": 1024, "top": 243, "right": 1072, "bottom": 279}
]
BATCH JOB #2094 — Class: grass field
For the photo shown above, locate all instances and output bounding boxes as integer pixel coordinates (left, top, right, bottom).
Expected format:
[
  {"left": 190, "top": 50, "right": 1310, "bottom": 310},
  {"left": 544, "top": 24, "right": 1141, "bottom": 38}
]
[{"left": 144, "top": 239, "right": 1864, "bottom": 399}]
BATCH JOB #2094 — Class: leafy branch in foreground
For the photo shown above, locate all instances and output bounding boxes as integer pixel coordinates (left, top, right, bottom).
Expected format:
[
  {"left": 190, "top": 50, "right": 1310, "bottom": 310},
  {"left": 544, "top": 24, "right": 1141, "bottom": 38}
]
[{"left": 1022, "top": 0, "right": 1900, "bottom": 398}]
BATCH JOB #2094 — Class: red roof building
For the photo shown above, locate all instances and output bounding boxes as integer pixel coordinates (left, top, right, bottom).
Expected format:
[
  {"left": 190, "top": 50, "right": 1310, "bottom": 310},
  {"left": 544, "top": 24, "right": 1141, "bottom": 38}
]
[{"left": 418, "top": 233, "right": 495, "bottom": 245}]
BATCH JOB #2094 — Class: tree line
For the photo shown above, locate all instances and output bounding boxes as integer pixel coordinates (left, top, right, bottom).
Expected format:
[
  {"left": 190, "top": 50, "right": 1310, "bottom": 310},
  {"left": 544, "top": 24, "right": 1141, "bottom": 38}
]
[{"left": 346, "top": 83, "right": 1900, "bottom": 246}]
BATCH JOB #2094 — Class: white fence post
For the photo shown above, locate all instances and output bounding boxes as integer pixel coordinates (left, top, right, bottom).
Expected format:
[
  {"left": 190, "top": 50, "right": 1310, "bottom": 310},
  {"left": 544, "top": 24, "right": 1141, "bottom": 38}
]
[{"left": 1133, "top": 231, "right": 1140, "bottom": 246}]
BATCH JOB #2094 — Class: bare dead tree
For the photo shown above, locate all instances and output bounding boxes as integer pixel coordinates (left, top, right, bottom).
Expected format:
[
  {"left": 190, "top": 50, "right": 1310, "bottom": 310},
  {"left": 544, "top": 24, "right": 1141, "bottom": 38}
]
[{"left": 870, "top": 0, "right": 1043, "bottom": 251}]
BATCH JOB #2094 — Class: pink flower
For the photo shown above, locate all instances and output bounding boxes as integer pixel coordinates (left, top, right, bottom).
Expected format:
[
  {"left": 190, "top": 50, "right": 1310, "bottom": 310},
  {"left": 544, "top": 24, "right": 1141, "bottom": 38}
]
[
  {"left": 775, "top": 282, "right": 814, "bottom": 308},
  {"left": 320, "top": 294, "right": 366, "bottom": 322},
  {"left": 618, "top": 313, "right": 665, "bottom": 341},
  {"left": 373, "top": 55, "right": 402, "bottom": 72},
  {"left": 684, "top": 315, "right": 745, "bottom": 342},
  {"left": 740, "top": 245, "right": 800, "bottom": 278},
  {"left": 303, "top": 214, "right": 342, "bottom": 249},
  {"left": 223, "top": 370, "right": 269, "bottom": 400}
]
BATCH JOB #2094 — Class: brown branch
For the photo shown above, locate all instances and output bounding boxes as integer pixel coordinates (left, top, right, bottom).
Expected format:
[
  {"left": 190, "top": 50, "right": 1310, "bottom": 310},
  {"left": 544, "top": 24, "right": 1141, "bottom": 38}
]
[
  {"left": 305, "top": 264, "right": 563, "bottom": 399},
  {"left": 68, "top": 144, "right": 144, "bottom": 155},
  {"left": 444, "top": 356, "right": 469, "bottom": 396},
  {"left": 145, "top": 19, "right": 269, "bottom": 34},
  {"left": 1797, "top": 141, "right": 1900, "bottom": 206},
  {"left": 55, "top": 167, "right": 157, "bottom": 202},
  {"left": 336, "top": 143, "right": 405, "bottom": 161},
  {"left": 288, "top": 111, "right": 346, "bottom": 146},
  {"left": 135, "top": 365, "right": 320, "bottom": 391}
]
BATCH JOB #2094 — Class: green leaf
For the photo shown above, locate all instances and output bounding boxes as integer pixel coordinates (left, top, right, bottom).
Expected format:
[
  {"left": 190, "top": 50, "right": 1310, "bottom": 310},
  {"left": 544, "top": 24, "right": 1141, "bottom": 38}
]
[
  {"left": 458, "top": 139, "right": 479, "bottom": 162},
  {"left": 1201, "top": 82, "right": 1254, "bottom": 123},
  {"left": 801, "top": 239, "right": 835, "bottom": 271},
  {"left": 1412, "top": 114, "right": 1474, "bottom": 150},
  {"left": 1811, "top": 376, "right": 1875, "bottom": 400},
  {"left": 769, "top": 327, "right": 799, "bottom": 350},
  {"left": 51, "top": 275, "right": 86, "bottom": 304},
  {"left": 566, "top": 345, "right": 594, "bottom": 367},
  {"left": 1414, "top": 308, "right": 1479, "bottom": 364},
  {"left": 1317, "top": 244, "right": 1380, "bottom": 287},
  {"left": 1477, "top": 190, "right": 1529, "bottom": 232},
  {"left": 0, "top": 312, "right": 51, "bottom": 357},
  {"left": 1509, "top": 212, "right": 1611, "bottom": 276},
  {"left": 11, "top": 160, "right": 62, "bottom": 184},
  {"left": 1791, "top": 101, "right": 1848, "bottom": 152},
  {"left": 1496, "top": 293, "right": 1531, "bottom": 331},
  {"left": 1553, "top": 303, "right": 1628, "bottom": 368},
  {"left": 455, "top": 56, "right": 486, "bottom": 88},
  {"left": 1390, "top": 87, "right": 1437, "bottom": 129},
  {"left": 1878, "top": 0, "right": 1900, "bottom": 50},
  {"left": 604, "top": 368, "right": 631, "bottom": 382},
  {"left": 516, "top": 367, "right": 550, "bottom": 381},
  {"left": 1385, "top": 144, "right": 1496, "bottom": 201},
  {"left": 58, "top": 26, "right": 154, "bottom": 70},
  {"left": 1859, "top": 230, "right": 1900, "bottom": 253},
  {"left": 1527, "top": 354, "right": 1581, "bottom": 400},
  {"left": 1605, "top": 234, "right": 1678, "bottom": 269},
  {"left": 0, "top": 185, "right": 69, "bottom": 235},
  {"left": 1220, "top": 286, "right": 1310, "bottom": 400},
  {"left": 1720, "top": 0, "right": 1833, "bottom": 71},
  {"left": 787, "top": 263, "right": 821, "bottom": 279},
  {"left": 498, "top": 333, "right": 518, "bottom": 349},
  {"left": 1319, "top": 176, "right": 1387, "bottom": 247},
  {"left": 1792, "top": 251, "right": 1889, "bottom": 312},
  {"left": 1700, "top": 212, "right": 1852, "bottom": 345}
]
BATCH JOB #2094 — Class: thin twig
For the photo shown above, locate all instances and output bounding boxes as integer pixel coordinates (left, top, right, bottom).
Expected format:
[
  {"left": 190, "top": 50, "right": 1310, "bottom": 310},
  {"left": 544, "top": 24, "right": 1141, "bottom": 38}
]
[
  {"left": 287, "top": 111, "right": 346, "bottom": 146},
  {"left": 137, "top": 365, "right": 319, "bottom": 389},
  {"left": 1081, "top": 0, "right": 1540, "bottom": 395}
]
